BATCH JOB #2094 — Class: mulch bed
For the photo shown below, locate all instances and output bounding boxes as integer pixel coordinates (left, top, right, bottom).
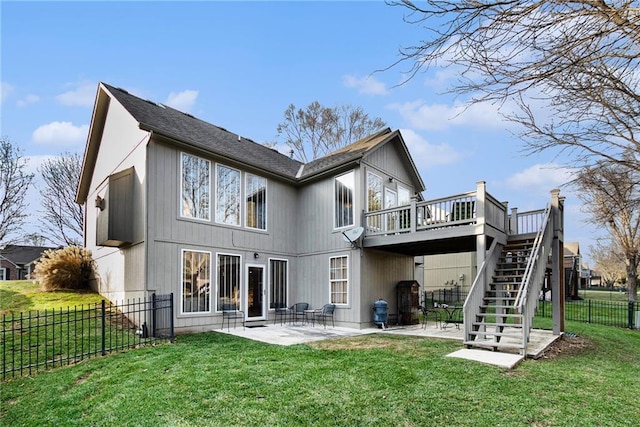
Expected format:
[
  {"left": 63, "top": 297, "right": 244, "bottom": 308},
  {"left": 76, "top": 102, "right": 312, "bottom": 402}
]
[{"left": 533, "top": 333, "right": 593, "bottom": 360}]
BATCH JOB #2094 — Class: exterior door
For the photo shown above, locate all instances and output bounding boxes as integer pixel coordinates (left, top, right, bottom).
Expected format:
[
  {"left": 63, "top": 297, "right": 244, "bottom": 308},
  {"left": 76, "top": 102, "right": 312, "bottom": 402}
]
[
  {"left": 384, "top": 188, "right": 397, "bottom": 231},
  {"left": 246, "top": 264, "right": 265, "bottom": 320}
]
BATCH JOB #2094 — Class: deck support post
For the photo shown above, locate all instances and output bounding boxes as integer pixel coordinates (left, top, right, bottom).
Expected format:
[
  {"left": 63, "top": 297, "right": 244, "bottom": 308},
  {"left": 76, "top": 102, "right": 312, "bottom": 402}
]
[{"left": 551, "top": 189, "right": 565, "bottom": 335}]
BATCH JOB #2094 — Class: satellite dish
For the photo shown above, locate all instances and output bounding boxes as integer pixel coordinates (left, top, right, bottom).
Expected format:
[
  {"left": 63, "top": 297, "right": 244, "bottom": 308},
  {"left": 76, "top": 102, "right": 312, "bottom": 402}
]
[{"left": 342, "top": 227, "right": 364, "bottom": 247}]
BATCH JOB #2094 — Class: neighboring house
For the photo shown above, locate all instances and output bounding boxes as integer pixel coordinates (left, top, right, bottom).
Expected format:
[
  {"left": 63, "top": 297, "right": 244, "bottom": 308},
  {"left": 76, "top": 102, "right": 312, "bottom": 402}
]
[
  {"left": 0, "top": 245, "right": 56, "bottom": 280},
  {"left": 77, "top": 83, "right": 565, "bottom": 354}
]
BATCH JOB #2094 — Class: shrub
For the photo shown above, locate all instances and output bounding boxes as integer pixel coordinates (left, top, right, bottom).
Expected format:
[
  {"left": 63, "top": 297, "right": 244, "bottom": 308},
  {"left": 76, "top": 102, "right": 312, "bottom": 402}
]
[{"left": 34, "top": 246, "right": 95, "bottom": 291}]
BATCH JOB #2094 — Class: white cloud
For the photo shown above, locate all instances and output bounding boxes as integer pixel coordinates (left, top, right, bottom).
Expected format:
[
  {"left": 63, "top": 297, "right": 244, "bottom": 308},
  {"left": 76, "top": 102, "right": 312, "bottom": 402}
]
[
  {"left": 17, "top": 94, "right": 40, "bottom": 107},
  {"left": 32, "top": 121, "right": 89, "bottom": 146},
  {"left": 165, "top": 90, "right": 198, "bottom": 112},
  {"left": 342, "top": 74, "right": 388, "bottom": 95},
  {"left": 389, "top": 99, "right": 511, "bottom": 131},
  {"left": 1, "top": 81, "right": 14, "bottom": 104},
  {"left": 505, "top": 163, "right": 576, "bottom": 196},
  {"left": 400, "top": 128, "right": 468, "bottom": 168},
  {"left": 56, "top": 82, "right": 96, "bottom": 107}
]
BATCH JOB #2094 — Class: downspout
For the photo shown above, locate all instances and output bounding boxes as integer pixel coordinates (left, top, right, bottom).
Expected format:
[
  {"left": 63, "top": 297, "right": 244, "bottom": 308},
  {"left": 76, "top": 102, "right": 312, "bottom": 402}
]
[{"left": 144, "top": 132, "right": 152, "bottom": 298}]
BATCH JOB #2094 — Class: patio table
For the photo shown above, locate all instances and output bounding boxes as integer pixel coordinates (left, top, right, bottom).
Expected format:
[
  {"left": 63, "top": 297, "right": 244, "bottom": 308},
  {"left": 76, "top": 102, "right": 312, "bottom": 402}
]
[{"left": 439, "top": 304, "right": 463, "bottom": 330}]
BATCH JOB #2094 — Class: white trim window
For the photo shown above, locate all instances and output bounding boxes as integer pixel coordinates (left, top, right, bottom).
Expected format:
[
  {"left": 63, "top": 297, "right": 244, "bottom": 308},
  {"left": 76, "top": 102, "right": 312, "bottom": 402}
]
[
  {"left": 367, "top": 172, "right": 382, "bottom": 212},
  {"left": 245, "top": 173, "right": 267, "bottom": 230},
  {"left": 181, "top": 250, "right": 211, "bottom": 314},
  {"left": 269, "top": 258, "right": 288, "bottom": 309},
  {"left": 330, "top": 255, "right": 349, "bottom": 305},
  {"left": 217, "top": 253, "right": 241, "bottom": 310},
  {"left": 216, "top": 165, "right": 241, "bottom": 226},
  {"left": 0, "top": 267, "right": 7, "bottom": 280},
  {"left": 334, "top": 171, "right": 354, "bottom": 229},
  {"left": 180, "top": 153, "right": 210, "bottom": 220},
  {"left": 398, "top": 185, "right": 411, "bottom": 206}
]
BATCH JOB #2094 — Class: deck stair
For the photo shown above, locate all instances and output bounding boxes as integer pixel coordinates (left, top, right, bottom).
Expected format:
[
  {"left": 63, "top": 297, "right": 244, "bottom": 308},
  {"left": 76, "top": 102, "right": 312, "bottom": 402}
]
[{"left": 464, "top": 239, "right": 535, "bottom": 353}]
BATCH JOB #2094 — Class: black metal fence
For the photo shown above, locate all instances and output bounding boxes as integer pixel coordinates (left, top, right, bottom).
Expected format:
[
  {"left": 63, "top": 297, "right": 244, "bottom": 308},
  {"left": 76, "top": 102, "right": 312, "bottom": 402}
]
[
  {"left": 1, "top": 293, "right": 174, "bottom": 380},
  {"left": 424, "top": 287, "right": 639, "bottom": 329},
  {"left": 537, "top": 298, "right": 638, "bottom": 329},
  {"left": 423, "top": 288, "right": 468, "bottom": 306}
]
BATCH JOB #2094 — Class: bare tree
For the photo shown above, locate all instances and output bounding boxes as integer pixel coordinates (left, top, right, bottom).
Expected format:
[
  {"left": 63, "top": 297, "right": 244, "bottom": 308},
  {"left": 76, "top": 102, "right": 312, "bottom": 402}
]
[
  {"left": 575, "top": 162, "right": 639, "bottom": 301},
  {"left": 589, "top": 239, "right": 627, "bottom": 288},
  {"left": 387, "top": 1, "right": 640, "bottom": 171},
  {"left": 276, "top": 102, "right": 386, "bottom": 162},
  {"left": 0, "top": 137, "right": 34, "bottom": 246},
  {"left": 38, "top": 153, "right": 84, "bottom": 246}
]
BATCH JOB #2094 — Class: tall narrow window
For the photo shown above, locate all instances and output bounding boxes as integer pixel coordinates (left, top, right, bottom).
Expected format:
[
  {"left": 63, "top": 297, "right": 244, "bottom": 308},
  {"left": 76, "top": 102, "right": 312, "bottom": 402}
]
[
  {"left": 246, "top": 173, "right": 267, "bottom": 230},
  {"left": 334, "top": 171, "right": 354, "bottom": 229},
  {"left": 330, "top": 255, "right": 349, "bottom": 305},
  {"left": 398, "top": 186, "right": 411, "bottom": 206},
  {"left": 269, "top": 259, "right": 288, "bottom": 309},
  {"left": 367, "top": 172, "right": 382, "bottom": 211},
  {"left": 217, "top": 253, "right": 241, "bottom": 310},
  {"left": 216, "top": 165, "right": 241, "bottom": 226},
  {"left": 181, "top": 153, "right": 210, "bottom": 220},
  {"left": 181, "top": 250, "right": 211, "bottom": 313}
]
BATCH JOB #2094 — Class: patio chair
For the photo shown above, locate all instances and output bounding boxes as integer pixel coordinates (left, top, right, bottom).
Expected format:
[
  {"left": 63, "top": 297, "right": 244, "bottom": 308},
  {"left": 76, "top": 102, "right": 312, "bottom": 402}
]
[
  {"left": 312, "top": 304, "right": 336, "bottom": 328},
  {"left": 221, "top": 303, "right": 245, "bottom": 331},
  {"left": 291, "top": 302, "right": 309, "bottom": 325},
  {"left": 419, "top": 304, "right": 441, "bottom": 329},
  {"left": 273, "top": 302, "right": 290, "bottom": 325}
]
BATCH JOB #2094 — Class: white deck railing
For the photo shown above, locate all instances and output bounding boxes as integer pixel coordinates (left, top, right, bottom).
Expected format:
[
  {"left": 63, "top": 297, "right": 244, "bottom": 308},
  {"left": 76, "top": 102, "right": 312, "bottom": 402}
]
[{"left": 363, "top": 182, "right": 508, "bottom": 238}]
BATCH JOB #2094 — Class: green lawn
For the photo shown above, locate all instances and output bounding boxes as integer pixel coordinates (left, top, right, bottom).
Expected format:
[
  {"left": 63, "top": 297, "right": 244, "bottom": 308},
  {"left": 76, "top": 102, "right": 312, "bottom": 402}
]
[
  {"left": 2, "top": 281, "right": 639, "bottom": 426},
  {"left": 1, "top": 320, "right": 639, "bottom": 426},
  {"left": 0, "top": 280, "right": 104, "bottom": 316},
  {"left": 579, "top": 288, "right": 637, "bottom": 302}
]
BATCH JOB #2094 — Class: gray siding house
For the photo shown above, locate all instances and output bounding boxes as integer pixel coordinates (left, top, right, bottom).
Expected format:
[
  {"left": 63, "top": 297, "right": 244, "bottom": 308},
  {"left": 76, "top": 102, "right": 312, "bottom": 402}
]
[{"left": 77, "top": 83, "right": 425, "bottom": 333}]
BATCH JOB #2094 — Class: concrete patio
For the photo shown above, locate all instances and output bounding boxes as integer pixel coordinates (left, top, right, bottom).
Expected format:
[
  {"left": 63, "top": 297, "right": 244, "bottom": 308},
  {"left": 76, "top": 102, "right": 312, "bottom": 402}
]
[{"left": 217, "top": 320, "right": 560, "bottom": 369}]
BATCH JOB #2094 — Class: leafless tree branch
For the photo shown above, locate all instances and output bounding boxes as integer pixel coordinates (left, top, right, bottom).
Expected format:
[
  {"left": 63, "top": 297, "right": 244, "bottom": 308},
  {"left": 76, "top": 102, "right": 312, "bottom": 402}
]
[
  {"left": 386, "top": 0, "right": 640, "bottom": 170},
  {"left": 0, "top": 137, "right": 34, "bottom": 246}
]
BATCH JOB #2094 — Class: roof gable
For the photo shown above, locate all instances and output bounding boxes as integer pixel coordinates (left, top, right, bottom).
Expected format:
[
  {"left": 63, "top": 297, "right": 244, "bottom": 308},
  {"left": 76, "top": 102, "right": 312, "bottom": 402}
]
[{"left": 298, "top": 128, "right": 425, "bottom": 192}]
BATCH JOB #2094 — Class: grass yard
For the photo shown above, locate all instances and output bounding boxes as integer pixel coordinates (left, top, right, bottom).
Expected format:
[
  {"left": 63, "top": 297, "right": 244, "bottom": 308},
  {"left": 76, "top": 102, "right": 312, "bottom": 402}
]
[
  {"left": 0, "top": 281, "right": 103, "bottom": 316},
  {"left": 579, "top": 289, "right": 637, "bottom": 302},
  {"left": 1, "top": 320, "right": 639, "bottom": 427}
]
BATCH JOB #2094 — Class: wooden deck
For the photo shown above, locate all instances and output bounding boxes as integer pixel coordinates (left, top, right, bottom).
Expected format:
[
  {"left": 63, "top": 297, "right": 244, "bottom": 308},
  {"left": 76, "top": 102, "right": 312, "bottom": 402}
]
[{"left": 361, "top": 182, "right": 547, "bottom": 256}]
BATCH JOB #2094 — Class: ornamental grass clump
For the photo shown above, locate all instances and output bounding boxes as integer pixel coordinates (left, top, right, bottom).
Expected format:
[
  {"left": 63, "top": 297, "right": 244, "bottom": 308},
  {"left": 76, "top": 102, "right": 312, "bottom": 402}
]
[{"left": 34, "top": 246, "right": 95, "bottom": 291}]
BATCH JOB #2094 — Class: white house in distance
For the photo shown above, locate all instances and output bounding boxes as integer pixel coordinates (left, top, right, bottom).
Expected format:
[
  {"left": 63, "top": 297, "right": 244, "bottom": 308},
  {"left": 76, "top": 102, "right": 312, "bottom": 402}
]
[{"left": 77, "top": 82, "right": 565, "bottom": 355}]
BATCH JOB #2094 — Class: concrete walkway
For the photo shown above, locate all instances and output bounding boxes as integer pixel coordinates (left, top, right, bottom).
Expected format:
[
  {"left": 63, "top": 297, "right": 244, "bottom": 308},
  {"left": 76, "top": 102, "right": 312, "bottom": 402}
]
[{"left": 218, "top": 321, "right": 559, "bottom": 369}]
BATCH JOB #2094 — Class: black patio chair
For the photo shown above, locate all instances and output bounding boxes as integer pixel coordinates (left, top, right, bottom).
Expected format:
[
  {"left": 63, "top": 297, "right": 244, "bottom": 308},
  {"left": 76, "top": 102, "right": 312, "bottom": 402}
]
[
  {"left": 273, "top": 302, "right": 290, "bottom": 325},
  {"left": 312, "top": 304, "right": 336, "bottom": 328},
  {"left": 221, "top": 303, "right": 245, "bottom": 331},
  {"left": 291, "top": 302, "right": 309, "bottom": 325},
  {"left": 419, "top": 304, "right": 441, "bottom": 329}
]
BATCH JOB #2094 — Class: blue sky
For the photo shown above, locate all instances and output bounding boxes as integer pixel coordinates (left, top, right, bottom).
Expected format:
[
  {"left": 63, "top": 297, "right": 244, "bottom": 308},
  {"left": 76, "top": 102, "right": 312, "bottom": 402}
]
[{"left": 1, "top": 1, "right": 600, "bottom": 264}]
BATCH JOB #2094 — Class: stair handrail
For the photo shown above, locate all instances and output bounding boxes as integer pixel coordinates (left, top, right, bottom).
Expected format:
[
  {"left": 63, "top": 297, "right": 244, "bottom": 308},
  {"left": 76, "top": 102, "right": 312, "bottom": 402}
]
[
  {"left": 463, "top": 239, "right": 500, "bottom": 343},
  {"left": 513, "top": 202, "right": 554, "bottom": 352}
]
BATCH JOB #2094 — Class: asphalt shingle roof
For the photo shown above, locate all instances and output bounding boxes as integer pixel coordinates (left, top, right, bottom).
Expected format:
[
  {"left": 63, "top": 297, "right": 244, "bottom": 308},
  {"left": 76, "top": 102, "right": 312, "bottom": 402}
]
[
  {"left": 102, "top": 83, "right": 303, "bottom": 180},
  {"left": 100, "top": 84, "right": 416, "bottom": 187},
  {"left": 0, "top": 245, "right": 56, "bottom": 265}
]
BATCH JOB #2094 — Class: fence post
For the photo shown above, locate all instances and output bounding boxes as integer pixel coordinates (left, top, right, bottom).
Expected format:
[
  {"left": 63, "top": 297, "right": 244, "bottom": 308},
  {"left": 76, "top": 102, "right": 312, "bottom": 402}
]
[
  {"left": 588, "top": 299, "right": 591, "bottom": 324},
  {"left": 629, "top": 301, "right": 634, "bottom": 329},
  {"left": 169, "top": 293, "right": 175, "bottom": 342},
  {"left": 101, "top": 300, "right": 106, "bottom": 356},
  {"left": 152, "top": 293, "right": 157, "bottom": 338}
]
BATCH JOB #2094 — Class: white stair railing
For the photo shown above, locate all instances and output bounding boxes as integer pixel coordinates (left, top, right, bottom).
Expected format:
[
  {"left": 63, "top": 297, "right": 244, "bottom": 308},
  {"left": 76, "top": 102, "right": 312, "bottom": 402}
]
[
  {"left": 464, "top": 239, "right": 500, "bottom": 343},
  {"left": 514, "top": 203, "right": 554, "bottom": 354}
]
